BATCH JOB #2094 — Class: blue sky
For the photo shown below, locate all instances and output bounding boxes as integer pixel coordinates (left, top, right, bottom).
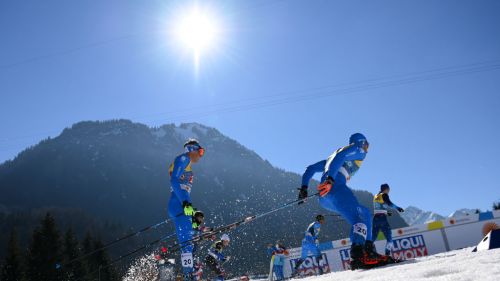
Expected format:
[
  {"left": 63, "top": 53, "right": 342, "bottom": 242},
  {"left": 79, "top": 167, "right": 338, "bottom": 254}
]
[{"left": 1, "top": 0, "right": 499, "bottom": 216}]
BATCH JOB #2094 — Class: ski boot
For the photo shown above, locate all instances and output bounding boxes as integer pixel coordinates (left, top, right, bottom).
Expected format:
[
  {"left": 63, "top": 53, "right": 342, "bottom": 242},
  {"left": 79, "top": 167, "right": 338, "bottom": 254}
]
[
  {"left": 363, "top": 241, "right": 393, "bottom": 268},
  {"left": 349, "top": 244, "right": 365, "bottom": 270},
  {"left": 291, "top": 259, "right": 303, "bottom": 278},
  {"left": 350, "top": 242, "right": 392, "bottom": 270}
]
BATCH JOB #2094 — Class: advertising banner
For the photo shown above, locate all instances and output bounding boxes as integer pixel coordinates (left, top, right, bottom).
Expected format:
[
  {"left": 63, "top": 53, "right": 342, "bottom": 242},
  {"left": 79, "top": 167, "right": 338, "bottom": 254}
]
[
  {"left": 288, "top": 254, "right": 330, "bottom": 277},
  {"left": 283, "top": 212, "right": 500, "bottom": 274},
  {"left": 445, "top": 218, "right": 500, "bottom": 250}
]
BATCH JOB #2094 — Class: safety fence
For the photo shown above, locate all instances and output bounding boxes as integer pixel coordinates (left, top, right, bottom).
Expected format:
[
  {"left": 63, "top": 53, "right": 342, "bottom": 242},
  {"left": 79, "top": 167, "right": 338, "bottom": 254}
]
[{"left": 280, "top": 210, "right": 500, "bottom": 277}]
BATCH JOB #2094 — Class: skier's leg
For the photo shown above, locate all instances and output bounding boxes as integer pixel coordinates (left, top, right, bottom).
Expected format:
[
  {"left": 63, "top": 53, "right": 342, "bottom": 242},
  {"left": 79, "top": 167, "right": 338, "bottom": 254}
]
[
  {"left": 215, "top": 263, "right": 225, "bottom": 281},
  {"left": 381, "top": 216, "right": 393, "bottom": 255},
  {"left": 319, "top": 184, "right": 371, "bottom": 245},
  {"left": 371, "top": 215, "right": 381, "bottom": 243},
  {"left": 311, "top": 245, "right": 323, "bottom": 275},
  {"left": 277, "top": 265, "right": 284, "bottom": 280},
  {"left": 294, "top": 242, "right": 311, "bottom": 275},
  {"left": 174, "top": 215, "right": 194, "bottom": 280},
  {"left": 369, "top": 215, "right": 383, "bottom": 254}
]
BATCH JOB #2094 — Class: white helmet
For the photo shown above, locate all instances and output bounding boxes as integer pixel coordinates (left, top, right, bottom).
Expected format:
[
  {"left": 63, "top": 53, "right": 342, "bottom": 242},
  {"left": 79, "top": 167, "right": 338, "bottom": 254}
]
[{"left": 221, "top": 233, "right": 230, "bottom": 242}]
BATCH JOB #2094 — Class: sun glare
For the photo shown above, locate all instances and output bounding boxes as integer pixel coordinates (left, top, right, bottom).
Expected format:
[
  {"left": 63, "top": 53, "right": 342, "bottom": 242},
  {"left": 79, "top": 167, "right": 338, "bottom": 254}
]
[
  {"left": 174, "top": 6, "right": 219, "bottom": 55},
  {"left": 170, "top": 4, "right": 221, "bottom": 75},
  {"left": 174, "top": 6, "right": 219, "bottom": 53}
]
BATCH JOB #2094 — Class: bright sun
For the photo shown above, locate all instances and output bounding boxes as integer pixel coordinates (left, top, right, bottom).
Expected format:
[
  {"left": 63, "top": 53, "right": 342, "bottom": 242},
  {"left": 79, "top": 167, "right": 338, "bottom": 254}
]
[{"left": 173, "top": 5, "right": 219, "bottom": 55}]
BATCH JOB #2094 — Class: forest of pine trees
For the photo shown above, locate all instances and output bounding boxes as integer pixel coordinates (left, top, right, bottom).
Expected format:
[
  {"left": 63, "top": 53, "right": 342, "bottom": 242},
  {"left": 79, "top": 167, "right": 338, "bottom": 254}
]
[{"left": 0, "top": 213, "right": 119, "bottom": 281}]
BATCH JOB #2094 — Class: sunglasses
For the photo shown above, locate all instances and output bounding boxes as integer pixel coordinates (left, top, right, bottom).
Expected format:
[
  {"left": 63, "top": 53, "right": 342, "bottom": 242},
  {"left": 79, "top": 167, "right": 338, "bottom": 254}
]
[
  {"left": 198, "top": 147, "right": 205, "bottom": 157},
  {"left": 361, "top": 140, "right": 370, "bottom": 150}
]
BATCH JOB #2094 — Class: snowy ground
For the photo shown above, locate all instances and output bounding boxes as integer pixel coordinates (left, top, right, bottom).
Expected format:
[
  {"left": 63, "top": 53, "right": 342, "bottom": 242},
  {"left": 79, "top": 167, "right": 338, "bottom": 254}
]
[{"left": 261, "top": 248, "right": 500, "bottom": 281}]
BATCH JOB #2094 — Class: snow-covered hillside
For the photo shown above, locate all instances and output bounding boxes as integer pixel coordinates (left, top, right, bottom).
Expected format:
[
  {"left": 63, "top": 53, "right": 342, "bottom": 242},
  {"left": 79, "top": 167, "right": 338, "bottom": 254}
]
[
  {"left": 401, "top": 206, "right": 483, "bottom": 226},
  {"left": 265, "top": 248, "right": 500, "bottom": 281},
  {"left": 449, "top": 208, "right": 478, "bottom": 218},
  {"left": 400, "top": 206, "right": 445, "bottom": 226}
]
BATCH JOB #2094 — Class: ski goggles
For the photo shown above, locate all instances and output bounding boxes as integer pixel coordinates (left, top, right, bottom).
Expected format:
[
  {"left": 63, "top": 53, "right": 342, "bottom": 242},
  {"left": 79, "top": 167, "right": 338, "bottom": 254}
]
[
  {"left": 360, "top": 140, "right": 369, "bottom": 151},
  {"left": 185, "top": 144, "right": 205, "bottom": 156}
]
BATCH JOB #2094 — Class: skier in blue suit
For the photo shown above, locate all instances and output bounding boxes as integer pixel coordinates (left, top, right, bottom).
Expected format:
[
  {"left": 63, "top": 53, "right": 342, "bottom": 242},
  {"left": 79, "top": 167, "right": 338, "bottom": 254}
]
[
  {"left": 168, "top": 139, "right": 205, "bottom": 280},
  {"left": 372, "top": 183, "right": 405, "bottom": 255},
  {"left": 299, "top": 133, "right": 391, "bottom": 269},
  {"left": 292, "top": 215, "right": 325, "bottom": 276},
  {"left": 205, "top": 234, "right": 231, "bottom": 281},
  {"left": 267, "top": 241, "right": 289, "bottom": 280}
]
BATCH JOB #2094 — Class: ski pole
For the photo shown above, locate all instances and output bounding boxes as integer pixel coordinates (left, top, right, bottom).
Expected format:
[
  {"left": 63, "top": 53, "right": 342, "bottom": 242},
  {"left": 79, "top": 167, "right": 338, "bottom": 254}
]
[
  {"left": 170, "top": 192, "right": 321, "bottom": 252},
  {"left": 107, "top": 232, "right": 177, "bottom": 267},
  {"left": 56, "top": 218, "right": 172, "bottom": 269},
  {"left": 77, "top": 232, "right": 177, "bottom": 281},
  {"left": 81, "top": 192, "right": 320, "bottom": 279}
]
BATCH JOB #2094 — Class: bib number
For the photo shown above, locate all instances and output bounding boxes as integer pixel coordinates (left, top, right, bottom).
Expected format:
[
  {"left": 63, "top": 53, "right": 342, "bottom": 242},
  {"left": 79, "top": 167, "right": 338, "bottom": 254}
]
[
  {"left": 353, "top": 223, "right": 367, "bottom": 239},
  {"left": 181, "top": 252, "right": 193, "bottom": 268}
]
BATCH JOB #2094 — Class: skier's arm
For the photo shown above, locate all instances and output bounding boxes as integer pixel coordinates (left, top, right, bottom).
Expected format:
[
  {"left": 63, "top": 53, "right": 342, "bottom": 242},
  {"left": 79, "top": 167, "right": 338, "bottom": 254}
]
[
  {"left": 382, "top": 194, "right": 401, "bottom": 209},
  {"left": 326, "top": 146, "right": 363, "bottom": 179},
  {"left": 267, "top": 246, "right": 275, "bottom": 257},
  {"left": 170, "top": 155, "right": 191, "bottom": 203},
  {"left": 301, "top": 160, "right": 327, "bottom": 187}
]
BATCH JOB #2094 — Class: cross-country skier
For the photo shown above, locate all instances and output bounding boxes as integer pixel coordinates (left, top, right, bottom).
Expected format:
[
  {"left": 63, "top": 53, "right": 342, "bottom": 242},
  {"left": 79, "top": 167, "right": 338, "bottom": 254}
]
[
  {"left": 193, "top": 258, "right": 204, "bottom": 281},
  {"left": 267, "top": 241, "right": 289, "bottom": 280},
  {"left": 156, "top": 210, "right": 207, "bottom": 264},
  {"left": 168, "top": 139, "right": 205, "bottom": 280},
  {"left": 292, "top": 215, "right": 325, "bottom": 277},
  {"left": 299, "top": 133, "right": 391, "bottom": 270},
  {"left": 372, "top": 183, "right": 404, "bottom": 255},
  {"left": 204, "top": 234, "right": 231, "bottom": 281}
]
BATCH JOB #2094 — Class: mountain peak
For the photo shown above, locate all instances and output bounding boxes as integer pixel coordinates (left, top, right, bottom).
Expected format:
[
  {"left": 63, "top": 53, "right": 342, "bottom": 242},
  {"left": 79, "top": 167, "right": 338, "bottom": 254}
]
[{"left": 400, "top": 206, "right": 445, "bottom": 226}]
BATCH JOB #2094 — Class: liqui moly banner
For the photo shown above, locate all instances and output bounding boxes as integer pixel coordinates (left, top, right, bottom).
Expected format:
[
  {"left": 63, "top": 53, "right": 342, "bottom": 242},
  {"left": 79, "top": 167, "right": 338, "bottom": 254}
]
[
  {"left": 391, "top": 235, "right": 428, "bottom": 260},
  {"left": 338, "top": 248, "right": 352, "bottom": 270},
  {"left": 284, "top": 211, "right": 500, "bottom": 274},
  {"left": 337, "top": 234, "right": 434, "bottom": 270},
  {"left": 288, "top": 254, "right": 330, "bottom": 277}
]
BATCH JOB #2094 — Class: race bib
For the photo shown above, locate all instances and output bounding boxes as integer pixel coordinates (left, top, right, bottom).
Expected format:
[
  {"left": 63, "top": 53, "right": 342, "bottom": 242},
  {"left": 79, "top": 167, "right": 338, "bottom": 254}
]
[
  {"left": 353, "top": 223, "right": 367, "bottom": 238},
  {"left": 181, "top": 252, "right": 193, "bottom": 268}
]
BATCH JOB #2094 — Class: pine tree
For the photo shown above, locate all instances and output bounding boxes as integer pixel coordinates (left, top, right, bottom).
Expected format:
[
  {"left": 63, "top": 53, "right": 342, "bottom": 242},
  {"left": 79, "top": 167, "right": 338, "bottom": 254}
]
[
  {"left": 81, "top": 232, "right": 95, "bottom": 281},
  {"left": 61, "top": 228, "right": 87, "bottom": 281},
  {"left": 0, "top": 229, "right": 24, "bottom": 281},
  {"left": 91, "top": 239, "right": 119, "bottom": 281},
  {"left": 80, "top": 233, "right": 119, "bottom": 281},
  {"left": 25, "top": 213, "right": 63, "bottom": 281},
  {"left": 493, "top": 202, "right": 500, "bottom": 211}
]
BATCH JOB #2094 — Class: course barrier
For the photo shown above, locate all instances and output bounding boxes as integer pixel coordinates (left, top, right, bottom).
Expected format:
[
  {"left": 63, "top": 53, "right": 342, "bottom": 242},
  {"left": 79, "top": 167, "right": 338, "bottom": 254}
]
[{"left": 282, "top": 210, "right": 500, "bottom": 277}]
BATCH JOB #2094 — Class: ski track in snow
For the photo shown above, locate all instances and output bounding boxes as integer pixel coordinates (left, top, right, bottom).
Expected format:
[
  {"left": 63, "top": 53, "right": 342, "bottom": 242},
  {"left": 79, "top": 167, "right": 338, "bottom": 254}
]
[{"left": 252, "top": 248, "right": 500, "bottom": 281}]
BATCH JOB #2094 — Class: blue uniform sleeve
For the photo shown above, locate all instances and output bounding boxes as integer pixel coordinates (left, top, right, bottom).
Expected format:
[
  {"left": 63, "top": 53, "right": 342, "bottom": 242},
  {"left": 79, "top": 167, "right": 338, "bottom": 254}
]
[
  {"left": 215, "top": 250, "right": 225, "bottom": 261},
  {"left": 326, "top": 146, "right": 365, "bottom": 179},
  {"left": 267, "top": 246, "right": 276, "bottom": 257},
  {"left": 302, "top": 160, "right": 327, "bottom": 187},
  {"left": 170, "top": 154, "right": 191, "bottom": 203},
  {"left": 383, "top": 194, "right": 400, "bottom": 209},
  {"left": 314, "top": 223, "right": 321, "bottom": 237}
]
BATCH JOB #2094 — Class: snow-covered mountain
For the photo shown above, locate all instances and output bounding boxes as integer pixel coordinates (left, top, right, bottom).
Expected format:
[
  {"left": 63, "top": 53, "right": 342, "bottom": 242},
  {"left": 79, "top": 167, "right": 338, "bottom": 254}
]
[
  {"left": 0, "top": 119, "right": 408, "bottom": 276},
  {"left": 400, "top": 206, "right": 445, "bottom": 226},
  {"left": 449, "top": 208, "right": 478, "bottom": 218},
  {"left": 401, "top": 206, "right": 482, "bottom": 226}
]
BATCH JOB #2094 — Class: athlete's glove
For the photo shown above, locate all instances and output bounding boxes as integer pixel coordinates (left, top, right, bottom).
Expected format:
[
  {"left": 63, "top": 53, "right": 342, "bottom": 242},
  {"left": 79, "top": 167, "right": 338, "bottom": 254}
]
[
  {"left": 183, "top": 201, "right": 195, "bottom": 216},
  {"left": 297, "top": 185, "right": 308, "bottom": 204},
  {"left": 318, "top": 176, "right": 334, "bottom": 197},
  {"left": 397, "top": 207, "right": 405, "bottom": 213}
]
